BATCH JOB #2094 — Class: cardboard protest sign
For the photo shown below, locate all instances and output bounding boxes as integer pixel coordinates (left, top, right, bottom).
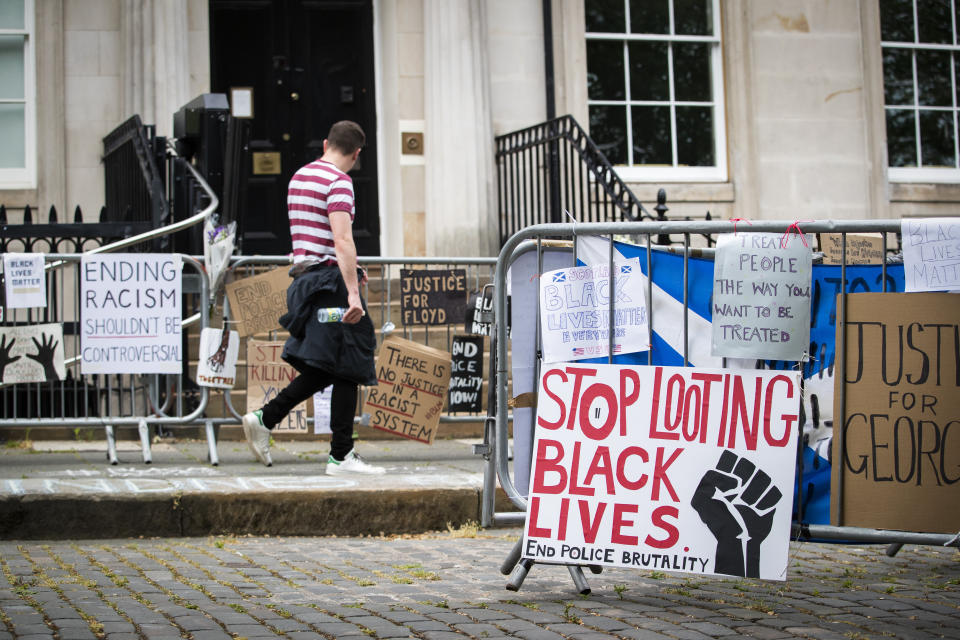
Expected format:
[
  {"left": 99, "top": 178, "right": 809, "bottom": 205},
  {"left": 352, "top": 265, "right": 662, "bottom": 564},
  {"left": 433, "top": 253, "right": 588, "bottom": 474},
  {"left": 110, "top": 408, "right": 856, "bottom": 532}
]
[
  {"left": 711, "top": 233, "right": 812, "bottom": 360},
  {"left": 818, "top": 233, "right": 884, "bottom": 265},
  {"left": 832, "top": 292, "right": 960, "bottom": 534},
  {"left": 901, "top": 218, "right": 960, "bottom": 291},
  {"left": 449, "top": 335, "right": 484, "bottom": 412},
  {"left": 3, "top": 253, "right": 46, "bottom": 309},
  {"left": 80, "top": 254, "right": 182, "bottom": 375},
  {"left": 400, "top": 268, "right": 467, "bottom": 325},
  {"left": 524, "top": 363, "right": 799, "bottom": 579},
  {"left": 312, "top": 386, "right": 333, "bottom": 434},
  {"left": 246, "top": 339, "right": 308, "bottom": 433},
  {"left": 363, "top": 335, "right": 451, "bottom": 444},
  {"left": 539, "top": 259, "right": 649, "bottom": 363},
  {"left": 195, "top": 327, "right": 239, "bottom": 388},
  {"left": 225, "top": 267, "right": 292, "bottom": 337},
  {"left": 0, "top": 323, "right": 65, "bottom": 384},
  {"left": 464, "top": 288, "right": 494, "bottom": 335}
]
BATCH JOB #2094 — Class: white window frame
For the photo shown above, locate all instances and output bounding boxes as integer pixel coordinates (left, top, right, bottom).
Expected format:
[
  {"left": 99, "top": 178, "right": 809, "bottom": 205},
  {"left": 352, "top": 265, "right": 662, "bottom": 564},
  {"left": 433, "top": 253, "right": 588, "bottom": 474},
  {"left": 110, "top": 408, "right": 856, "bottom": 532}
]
[
  {"left": 0, "top": 0, "right": 36, "bottom": 189},
  {"left": 883, "top": 1, "right": 960, "bottom": 183},
  {"left": 585, "top": 0, "right": 727, "bottom": 183}
]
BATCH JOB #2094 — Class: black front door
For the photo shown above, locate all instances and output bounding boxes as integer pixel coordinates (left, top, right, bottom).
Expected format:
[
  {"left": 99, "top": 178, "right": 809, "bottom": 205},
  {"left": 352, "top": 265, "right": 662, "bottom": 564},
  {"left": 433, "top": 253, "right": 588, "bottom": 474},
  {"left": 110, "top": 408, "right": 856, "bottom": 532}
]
[{"left": 210, "top": 0, "right": 380, "bottom": 256}]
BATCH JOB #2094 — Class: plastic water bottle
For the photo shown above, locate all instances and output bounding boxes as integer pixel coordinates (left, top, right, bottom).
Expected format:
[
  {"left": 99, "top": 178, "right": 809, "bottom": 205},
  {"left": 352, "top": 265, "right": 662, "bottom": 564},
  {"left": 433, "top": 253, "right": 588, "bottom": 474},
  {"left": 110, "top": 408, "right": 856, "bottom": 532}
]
[{"left": 317, "top": 307, "right": 347, "bottom": 323}]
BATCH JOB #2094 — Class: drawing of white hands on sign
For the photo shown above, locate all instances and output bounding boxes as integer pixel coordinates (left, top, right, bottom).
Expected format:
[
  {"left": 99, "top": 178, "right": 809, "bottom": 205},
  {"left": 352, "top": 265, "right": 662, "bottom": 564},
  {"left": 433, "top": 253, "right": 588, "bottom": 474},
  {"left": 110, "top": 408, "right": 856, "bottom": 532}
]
[
  {"left": 27, "top": 333, "right": 60, "bottom": 381},
  {"left": 691, "top": 450, "right": 782, "bottom": 578},
  {"left": 0, "top": 334, "right": 21, "bottom": 381}
]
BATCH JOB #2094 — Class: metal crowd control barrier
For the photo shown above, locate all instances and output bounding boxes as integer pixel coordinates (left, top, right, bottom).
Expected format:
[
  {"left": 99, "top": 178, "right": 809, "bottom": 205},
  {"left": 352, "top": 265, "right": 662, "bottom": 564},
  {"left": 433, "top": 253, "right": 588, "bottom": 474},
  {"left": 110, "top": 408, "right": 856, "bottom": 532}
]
[{"left": 483, "top": 219, "right": 960, "bottom": 594}]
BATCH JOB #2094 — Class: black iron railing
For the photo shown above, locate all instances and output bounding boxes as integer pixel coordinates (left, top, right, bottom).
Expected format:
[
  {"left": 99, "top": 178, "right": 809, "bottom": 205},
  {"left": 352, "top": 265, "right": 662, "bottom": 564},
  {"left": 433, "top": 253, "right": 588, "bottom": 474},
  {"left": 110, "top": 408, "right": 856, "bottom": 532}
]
[
  {"left": 0, "top": 204, "right": 152, "bottom": 254},
  {"left": 496, "top": 115, "right": 657, "bottom": 246},
  {"left": 102, "top": 115, "right": 170, "bottom": 231}
]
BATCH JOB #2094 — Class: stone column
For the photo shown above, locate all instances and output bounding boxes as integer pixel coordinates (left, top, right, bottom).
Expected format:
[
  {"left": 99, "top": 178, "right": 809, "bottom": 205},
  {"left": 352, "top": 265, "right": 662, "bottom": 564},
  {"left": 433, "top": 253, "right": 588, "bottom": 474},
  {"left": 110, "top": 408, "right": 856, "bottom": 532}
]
[
  {"left": 121, "top": 0, "right": 191, "bottom": 136},
  {"left": 424, "top": 0, "right": 497, "bottom": 256}
]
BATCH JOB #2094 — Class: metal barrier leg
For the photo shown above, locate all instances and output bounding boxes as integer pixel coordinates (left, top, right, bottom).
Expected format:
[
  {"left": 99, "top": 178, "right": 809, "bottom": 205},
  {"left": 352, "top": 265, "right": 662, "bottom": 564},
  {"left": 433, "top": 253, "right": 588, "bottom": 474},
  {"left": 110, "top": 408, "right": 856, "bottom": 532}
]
[
  {"left": 205, "top": 420, "right": 219, "bottom": 466},
  {"left": 567, "top": 565, "right": 591, "bottom": 595},
  {"left": 886, "top": 543, "right": 904, "bottom": 557},
  {"left": 587, "top": 565, "right": 603, "bottom": 574},
  {"left": 500, "top": 539, "right": 524, "bottom": 575},
  {"left": 506, "top": 558, "right": 534, "bottom": 592},
  {"left": 104, "top": 425, "right": 118, "bottom": 465},
  {"left": 138, "top": 419, "right": 152, "bottom": 464}
]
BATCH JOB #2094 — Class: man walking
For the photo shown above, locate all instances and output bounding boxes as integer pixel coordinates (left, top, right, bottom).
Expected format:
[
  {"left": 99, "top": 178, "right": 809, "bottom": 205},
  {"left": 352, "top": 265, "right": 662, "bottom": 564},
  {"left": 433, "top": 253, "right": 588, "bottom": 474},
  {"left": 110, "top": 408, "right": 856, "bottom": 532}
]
[{"left": 242, "top": 120, "right": 384, "bottom": 475}]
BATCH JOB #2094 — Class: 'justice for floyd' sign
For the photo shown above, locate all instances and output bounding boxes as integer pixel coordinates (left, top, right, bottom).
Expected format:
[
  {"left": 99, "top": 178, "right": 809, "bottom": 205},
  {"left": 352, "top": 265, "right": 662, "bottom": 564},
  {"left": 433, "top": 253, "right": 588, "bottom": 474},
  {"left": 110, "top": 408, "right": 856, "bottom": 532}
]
[{"left": 523, "top": 363, "right": 799, "bottom": 580}]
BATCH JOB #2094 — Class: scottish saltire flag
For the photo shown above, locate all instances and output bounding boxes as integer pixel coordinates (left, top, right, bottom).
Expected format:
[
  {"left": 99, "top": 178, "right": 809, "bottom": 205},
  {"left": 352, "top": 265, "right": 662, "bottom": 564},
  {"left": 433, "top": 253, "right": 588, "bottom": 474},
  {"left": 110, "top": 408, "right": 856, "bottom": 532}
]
[{"left": 576, "top": 236, "right": 907, "bottom": 525}]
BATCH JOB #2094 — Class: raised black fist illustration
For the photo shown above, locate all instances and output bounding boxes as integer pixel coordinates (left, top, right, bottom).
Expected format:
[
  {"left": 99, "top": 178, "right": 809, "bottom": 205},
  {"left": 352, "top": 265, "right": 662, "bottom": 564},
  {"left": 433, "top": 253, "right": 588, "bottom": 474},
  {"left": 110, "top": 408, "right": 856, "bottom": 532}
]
[
  {"left": 691, "top": 450, "right": 782, "bottom": 577},
  {"left": 27, "top": 333, "right": 60, "bottom": 381}
]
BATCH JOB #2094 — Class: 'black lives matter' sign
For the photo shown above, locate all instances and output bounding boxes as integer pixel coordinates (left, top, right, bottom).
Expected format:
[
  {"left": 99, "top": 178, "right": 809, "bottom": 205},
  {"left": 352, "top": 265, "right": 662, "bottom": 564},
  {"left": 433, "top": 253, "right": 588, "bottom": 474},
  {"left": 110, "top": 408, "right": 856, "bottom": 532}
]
[{"left": 400, "top": 269, "right": 467, "bottom": 325}]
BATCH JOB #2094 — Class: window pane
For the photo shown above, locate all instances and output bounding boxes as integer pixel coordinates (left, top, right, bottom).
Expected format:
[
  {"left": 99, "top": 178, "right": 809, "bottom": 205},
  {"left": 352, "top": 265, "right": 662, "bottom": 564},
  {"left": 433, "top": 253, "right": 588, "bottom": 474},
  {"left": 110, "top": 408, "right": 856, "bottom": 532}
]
[
  {"left": 0, "top": 0, "right": 24, "bottom": 29},
  {"left": 629, "top": 0, "right": 668, "bottom": 34},
  {"left": 631, "top": 105, "right": 671, "bottom": 165},
  {"left": 676, "top": 106, "right": 714, "bottom": 166},
  {"left": 673, "top": 43, "right": 711, "bottom": 102},
  {"left": 674, "top": 0, "right": 712, "bottom": 36},
  {"left": 916, "top": 50, "right": 952, "bottom": 106},
  {"left": 587, "top": 40, "right": 625, "bottom": 100},
  {"left": 919, "top": 109, "right": 955, "bottom": 166},
  {"left": 590, "top": 105, "right": 628, "bottom": 165},
  {"left": 0, "top": 35, "right": 25, "bottom": 100},
  {"left": 917, "top": 0, "right": 952, "bottom": 44},
  {"left": 880, "top": 0, "right": 914, "bottom": 42},
  {"left": 586, "top": 0, "right": 625, "bottom": 33},
  {"left": 0, "top": 103, "right": 25, "bottom": 168},
  {"left": 886, "top": 108, "right": 917, "bottom": 167},
  {"left": 628, "top": 42, "right": 668, "bottom": 101},
  {"left": 883, "top": 48, "right": 915, "bottom": 106}
]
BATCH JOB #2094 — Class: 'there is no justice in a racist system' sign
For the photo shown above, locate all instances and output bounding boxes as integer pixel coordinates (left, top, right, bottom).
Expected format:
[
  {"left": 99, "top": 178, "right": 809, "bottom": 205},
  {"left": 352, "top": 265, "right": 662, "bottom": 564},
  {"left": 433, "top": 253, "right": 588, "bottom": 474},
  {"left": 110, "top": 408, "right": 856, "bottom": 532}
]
[
  {"left": 524, "top": 363, "right": 799, "bottom": 580},
  {"left": 832, "top": 292, "right": 960, "bottom": 534},
  {"left": 400, "top": 268, "right": 467, "bottom": 325},
  {"left": 539, "top": 259, "right": 649, "bottom": 363},
  {"left": 363, "top": 335, "right": 451, "bottom": 444},
  {"left": 80, "top": 254, "right": 182, "bottom": 375},
  {"left": 711, "top": 233, "right": 812, "bottom": 361}
]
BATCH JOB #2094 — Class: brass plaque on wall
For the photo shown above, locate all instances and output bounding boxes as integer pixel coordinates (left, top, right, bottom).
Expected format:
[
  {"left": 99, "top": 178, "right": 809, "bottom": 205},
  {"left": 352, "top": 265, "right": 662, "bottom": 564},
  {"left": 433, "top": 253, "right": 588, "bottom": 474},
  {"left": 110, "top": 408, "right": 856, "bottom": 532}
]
[{"left": 252, "top": 152, "right": 281, "bottom": 175}]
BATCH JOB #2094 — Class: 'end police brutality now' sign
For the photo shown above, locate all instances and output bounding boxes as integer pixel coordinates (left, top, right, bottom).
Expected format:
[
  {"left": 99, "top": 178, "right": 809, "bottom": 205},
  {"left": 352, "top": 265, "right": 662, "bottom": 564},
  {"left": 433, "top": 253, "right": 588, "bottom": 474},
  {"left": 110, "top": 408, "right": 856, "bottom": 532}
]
[
  {"left": 539, "top": 260, "right": 648, "bottom": 364},
  {"left": 80, "top": 254, "right": 182, "bottom": 375},
  {"left": 523, "top": 363, "right": 799, "bottom": 580}
]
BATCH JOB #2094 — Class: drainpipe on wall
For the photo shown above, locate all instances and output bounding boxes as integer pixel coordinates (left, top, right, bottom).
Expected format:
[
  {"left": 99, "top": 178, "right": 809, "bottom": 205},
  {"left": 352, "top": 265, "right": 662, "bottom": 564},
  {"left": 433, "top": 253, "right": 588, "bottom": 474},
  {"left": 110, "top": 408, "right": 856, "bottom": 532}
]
[{"left": 543, "top": 0, "right": 561, "bottom": 223}]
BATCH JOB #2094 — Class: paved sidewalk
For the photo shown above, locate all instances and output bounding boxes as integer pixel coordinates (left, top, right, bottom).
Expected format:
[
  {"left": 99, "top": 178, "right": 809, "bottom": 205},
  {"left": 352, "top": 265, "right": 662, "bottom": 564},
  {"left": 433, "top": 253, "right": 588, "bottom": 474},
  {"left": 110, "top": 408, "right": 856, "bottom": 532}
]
[{"left": 1, "top": 529, "right": 958, "bottom": 639}]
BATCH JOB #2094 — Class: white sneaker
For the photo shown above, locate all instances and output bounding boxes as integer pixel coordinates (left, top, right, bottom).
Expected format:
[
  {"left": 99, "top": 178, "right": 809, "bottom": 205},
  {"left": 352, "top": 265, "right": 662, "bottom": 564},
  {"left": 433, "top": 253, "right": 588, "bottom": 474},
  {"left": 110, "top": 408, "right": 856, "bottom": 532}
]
[
  {"left": 326, "top": 450, "right": 385, "bottom": 475},
  {"left": 242, "top": 410, "right": 273, "bottom": 467}
]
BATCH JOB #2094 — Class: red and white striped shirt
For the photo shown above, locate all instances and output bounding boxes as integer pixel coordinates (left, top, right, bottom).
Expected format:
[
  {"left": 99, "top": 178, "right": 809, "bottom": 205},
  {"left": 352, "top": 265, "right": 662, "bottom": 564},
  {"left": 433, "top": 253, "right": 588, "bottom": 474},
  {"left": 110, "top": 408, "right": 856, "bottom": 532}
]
[{"left": 287, "top": 159, "right": 355, "bottom": 265}]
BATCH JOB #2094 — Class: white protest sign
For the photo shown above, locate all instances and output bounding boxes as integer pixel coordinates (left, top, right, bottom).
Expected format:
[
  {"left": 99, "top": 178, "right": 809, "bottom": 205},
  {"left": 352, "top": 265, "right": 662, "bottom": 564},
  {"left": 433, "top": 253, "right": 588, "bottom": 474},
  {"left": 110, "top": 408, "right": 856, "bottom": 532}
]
[
  {"left": 195, "top": 328, "right": 239, "bottom": 388},
  {"left": 711, "top": 233, "right": 812, "bottom": 360},
  {"left": 80, "top": 254, "right": 182, "bottom": 375},
  {"left": 523, "top": 363, "right": 799, "bottom": 580},
  {"left": 313, "top": 386, "right": 333, "bottom": 434},
  {"left": 0, "top": 323, "right": 65, "bottom": 383},
  {"left": 3, "top": 253, "right": 46, "bottom": 309},
  {"left": 539, "top": 259, "right": 648, "bottom": 363},
  {"left": 901, "top": 218, "right": 960, "bottom": 292}
]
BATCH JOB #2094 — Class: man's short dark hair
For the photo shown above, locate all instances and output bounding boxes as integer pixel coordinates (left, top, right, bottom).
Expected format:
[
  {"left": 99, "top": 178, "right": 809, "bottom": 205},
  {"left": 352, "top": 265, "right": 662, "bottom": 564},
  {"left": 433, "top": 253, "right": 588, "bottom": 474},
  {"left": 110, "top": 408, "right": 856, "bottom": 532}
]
[{"left": 327, "top": 121, "right": 365, "bottom": 154}]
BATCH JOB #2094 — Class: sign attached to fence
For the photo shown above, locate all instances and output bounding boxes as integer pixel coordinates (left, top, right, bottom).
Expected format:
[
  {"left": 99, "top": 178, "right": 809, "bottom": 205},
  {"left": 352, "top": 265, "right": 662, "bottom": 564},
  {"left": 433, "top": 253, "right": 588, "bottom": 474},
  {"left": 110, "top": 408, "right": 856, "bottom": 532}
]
[
  {"left": 523, "top": 363, "right": 799, "bottom": 580},
  {"left": 195, "top": 327, "right": 239, "bottom": 388},
  {"left": 901, "top": 218, "right": 960, "bottom": 292},
  {"left": 3, "top": 253, "right": 46, "bottom": 309},
  {"left": 818, "top": 233, "right": 884, "bottom": 265},
  {"left": 246, "top": 339, "right": 308, "bottom": 433},
  {"left": 448, "top": 335, "right": 484, "bottom": 413},
  {"left": 538, "top": 259, "right": 649, "bottom": 364},
  {"left": 80, "top": 254, "right": 182, "bottom": 375},
  {"left": 363, "top": 335, "right": 451, "bottom": 444},
  {"left": 464, "top": 288, "right": 494, "bottom": 336},
  {"left": 0, "top": 323, "right": 65, "bottom": 384},
  {"left": 711, "top": 233, "right": 812, "bottom": 360},
  {"left": 399, "top": 268, "right": 468, "bottom": 325},
  {"left": 225, "top": 267, "right": 292, "bottom": 337},
  {"left": 832, "top": 292, "right": 960, "bottom": 534},
  {"left": 312, "top": 386, "right": 333, "bottom": 435}
]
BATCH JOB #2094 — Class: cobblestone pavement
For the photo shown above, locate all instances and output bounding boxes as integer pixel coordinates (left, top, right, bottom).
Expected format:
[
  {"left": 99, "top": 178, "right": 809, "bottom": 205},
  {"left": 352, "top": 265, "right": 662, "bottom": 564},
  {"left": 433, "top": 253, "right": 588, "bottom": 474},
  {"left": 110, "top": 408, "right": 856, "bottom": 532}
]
[{"left": 0, "top": 528, "right": 958, "bottom": 640}]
